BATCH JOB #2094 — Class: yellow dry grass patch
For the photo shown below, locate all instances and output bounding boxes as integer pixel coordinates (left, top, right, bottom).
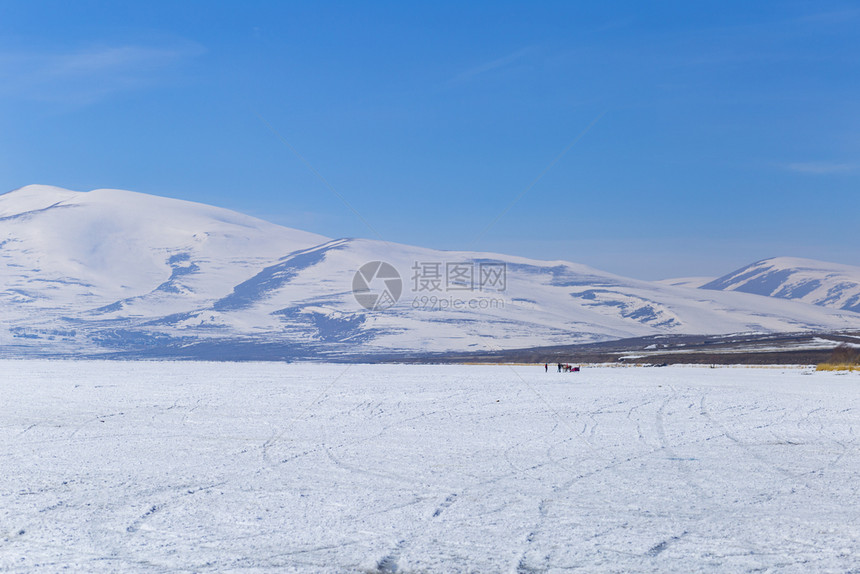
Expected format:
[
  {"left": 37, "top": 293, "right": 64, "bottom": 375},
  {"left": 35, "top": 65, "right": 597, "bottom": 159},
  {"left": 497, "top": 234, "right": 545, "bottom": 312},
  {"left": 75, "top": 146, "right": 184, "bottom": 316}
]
[{"left": 816, "top": 363, "right": 860, "bottom": 372}]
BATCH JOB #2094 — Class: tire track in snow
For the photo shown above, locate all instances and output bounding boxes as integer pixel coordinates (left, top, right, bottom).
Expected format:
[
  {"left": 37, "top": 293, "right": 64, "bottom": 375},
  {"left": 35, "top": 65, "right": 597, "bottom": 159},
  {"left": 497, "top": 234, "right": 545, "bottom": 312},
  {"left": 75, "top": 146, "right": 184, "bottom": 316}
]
[
  {"left": 698, "top": 392, "right": 801, "bottom": 480},
  {"left": 511, "top": 392, "right": 671, "bottom": 572}
]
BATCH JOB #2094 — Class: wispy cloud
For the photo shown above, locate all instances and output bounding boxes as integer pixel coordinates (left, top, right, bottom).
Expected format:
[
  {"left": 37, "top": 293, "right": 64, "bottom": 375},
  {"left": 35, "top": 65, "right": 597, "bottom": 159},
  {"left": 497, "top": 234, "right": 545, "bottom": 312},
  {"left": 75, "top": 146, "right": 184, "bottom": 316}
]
[
  {"left": 0, "top": 41, "right": 205, "bottom": 105},
  {"left": 783, "top": 161, "right": 856, "bottom": 175},
  {"left": 451, "top": 46, "right": 535, "bottom": 83}
]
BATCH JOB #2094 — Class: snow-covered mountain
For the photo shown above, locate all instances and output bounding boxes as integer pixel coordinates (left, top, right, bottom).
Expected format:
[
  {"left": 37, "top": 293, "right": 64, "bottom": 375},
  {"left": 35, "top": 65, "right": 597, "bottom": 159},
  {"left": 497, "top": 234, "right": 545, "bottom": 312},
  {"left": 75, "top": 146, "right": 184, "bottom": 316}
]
[
  {"left": 2, "top": 185, "right": 860, "bottom": 359},
  {"left": 701, "top": 257, "right": 860, "bottom": 313},
  {"left": 0, "top": 185, "right": 326, "bottom": 315}
]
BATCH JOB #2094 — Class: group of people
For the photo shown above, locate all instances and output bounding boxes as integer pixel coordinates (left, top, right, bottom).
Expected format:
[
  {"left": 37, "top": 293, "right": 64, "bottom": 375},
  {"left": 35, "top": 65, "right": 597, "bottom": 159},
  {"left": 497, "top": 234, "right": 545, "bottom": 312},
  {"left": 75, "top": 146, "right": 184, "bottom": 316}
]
[{"left": 544, "top": 363, "right": 580, "bottom": 373}]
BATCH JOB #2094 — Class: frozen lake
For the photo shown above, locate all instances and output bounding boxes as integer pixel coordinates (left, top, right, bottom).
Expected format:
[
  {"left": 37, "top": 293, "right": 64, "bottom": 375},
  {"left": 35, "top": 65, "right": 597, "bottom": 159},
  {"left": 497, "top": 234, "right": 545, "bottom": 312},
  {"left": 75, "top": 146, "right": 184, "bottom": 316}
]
[{"left": 1, "top": 361, "right": 858, "bottom": 573}]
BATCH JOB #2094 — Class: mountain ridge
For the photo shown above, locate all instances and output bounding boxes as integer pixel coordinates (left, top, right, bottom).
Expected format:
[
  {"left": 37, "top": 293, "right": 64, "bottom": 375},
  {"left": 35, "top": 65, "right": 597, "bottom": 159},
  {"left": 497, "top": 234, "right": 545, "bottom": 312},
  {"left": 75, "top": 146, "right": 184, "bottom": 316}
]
[{"left": 2, "top": 185, "right": 860, "bottom": 359}]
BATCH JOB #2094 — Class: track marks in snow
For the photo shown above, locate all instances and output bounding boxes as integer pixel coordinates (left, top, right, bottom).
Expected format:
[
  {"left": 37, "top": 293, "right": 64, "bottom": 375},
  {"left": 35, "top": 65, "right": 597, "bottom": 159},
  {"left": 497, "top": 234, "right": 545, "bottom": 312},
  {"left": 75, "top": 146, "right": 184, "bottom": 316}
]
[
  {"left": 513, "top": 499, "right": 552, "bottom": 574},
  {"left": 698, "top": 392, "right": 801, "bottom": 479},
  {"left": 15, "top": 423, "right": 38, "bottom": 438},
  {"left": 4, "top": 363, "right": 860, "bottom": 573},
  {"left": 646, "top": 531, "right": 688, "bottom": 557},
  {"left": 373, "top": 539, "right": 405, "bottom": 573},
  {"left": 67, "top": 411, "right": 126, "bottom": 438},
  {"left": 431, "top": 494, "right": 457, "bottom": 518},
  {"left": 125, "top": 504, "right": 161, "bottom": 533}
]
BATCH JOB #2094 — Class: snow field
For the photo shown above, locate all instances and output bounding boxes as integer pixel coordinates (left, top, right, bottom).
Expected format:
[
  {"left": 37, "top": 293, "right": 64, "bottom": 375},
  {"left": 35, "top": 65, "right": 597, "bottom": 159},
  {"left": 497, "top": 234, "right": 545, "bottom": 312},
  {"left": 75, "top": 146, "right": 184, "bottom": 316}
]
[{"left": 0, "top": 361, "right": 858, "bottom": 572}]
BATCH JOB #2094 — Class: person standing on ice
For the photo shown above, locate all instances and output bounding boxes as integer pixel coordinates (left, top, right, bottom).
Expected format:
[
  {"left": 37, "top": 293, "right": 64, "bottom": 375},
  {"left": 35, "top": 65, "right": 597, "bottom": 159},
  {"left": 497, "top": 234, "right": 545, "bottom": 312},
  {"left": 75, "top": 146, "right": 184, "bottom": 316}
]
[{"left": 544, "top": 363, "right": 548, "bottom": 372}]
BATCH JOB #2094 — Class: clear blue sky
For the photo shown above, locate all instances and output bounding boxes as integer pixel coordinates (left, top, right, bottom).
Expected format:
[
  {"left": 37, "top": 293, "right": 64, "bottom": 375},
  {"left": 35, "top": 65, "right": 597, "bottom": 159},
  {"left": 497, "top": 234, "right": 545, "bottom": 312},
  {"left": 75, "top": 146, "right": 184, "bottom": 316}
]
[{"left": 1, "top": 1, "right": 858, "bottom": 279}]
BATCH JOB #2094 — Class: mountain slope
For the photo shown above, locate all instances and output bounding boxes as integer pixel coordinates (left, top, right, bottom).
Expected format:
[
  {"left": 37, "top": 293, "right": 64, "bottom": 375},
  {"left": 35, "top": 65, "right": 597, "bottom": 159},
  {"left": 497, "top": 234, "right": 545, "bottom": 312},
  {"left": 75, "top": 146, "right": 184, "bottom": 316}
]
[
  {"left": 657, "top": 277, "right": 715, "bottom": 289},
  {"left": 167, "top": 238, "right": 859, "bottom": 355},
  {"left": 0, "top": 185, "right": 328, "bottom": 320},
  {"left": 2, "top": 186, "right": 860, "bottom": 359},
  {"left": 701, "top": 257, "right": 860, "bottom": 313}
]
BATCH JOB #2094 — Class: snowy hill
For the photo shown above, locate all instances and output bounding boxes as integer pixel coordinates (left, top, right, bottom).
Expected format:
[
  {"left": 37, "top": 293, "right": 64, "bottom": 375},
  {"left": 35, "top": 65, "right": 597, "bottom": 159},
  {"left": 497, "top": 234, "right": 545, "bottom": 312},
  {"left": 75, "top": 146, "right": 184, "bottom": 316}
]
[
  {"left": 0, "top": 185, "right": 327, "bottom": 314},
  {"left": 2, "top": 186, "right": 860, "bottom": 359},
  {"left": 701, "top": 257, "right": 860, "bottom": 313}
]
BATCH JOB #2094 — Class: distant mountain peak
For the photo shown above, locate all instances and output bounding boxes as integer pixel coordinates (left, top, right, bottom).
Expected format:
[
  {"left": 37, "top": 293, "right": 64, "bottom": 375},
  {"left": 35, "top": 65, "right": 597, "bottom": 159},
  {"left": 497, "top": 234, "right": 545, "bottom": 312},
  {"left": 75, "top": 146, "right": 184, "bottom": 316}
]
[{"left": 702, "top": 257, "right": 860, "bottom": 313}]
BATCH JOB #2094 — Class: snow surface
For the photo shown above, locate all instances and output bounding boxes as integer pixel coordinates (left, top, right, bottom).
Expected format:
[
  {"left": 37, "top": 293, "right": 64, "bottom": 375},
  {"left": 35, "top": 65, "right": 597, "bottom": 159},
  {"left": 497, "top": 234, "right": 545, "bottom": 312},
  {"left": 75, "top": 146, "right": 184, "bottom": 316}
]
[{"left": 2, "top": 361, "right": 859, "bottom": 572}]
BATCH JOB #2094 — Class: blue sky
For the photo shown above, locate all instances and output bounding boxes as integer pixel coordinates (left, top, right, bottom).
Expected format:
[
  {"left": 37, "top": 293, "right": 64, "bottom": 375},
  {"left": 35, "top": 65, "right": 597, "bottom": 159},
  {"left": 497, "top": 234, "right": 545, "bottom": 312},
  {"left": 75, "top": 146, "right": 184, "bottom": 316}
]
[{"left": 1, "top": 1, "right": 858, "bottom": 279}]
